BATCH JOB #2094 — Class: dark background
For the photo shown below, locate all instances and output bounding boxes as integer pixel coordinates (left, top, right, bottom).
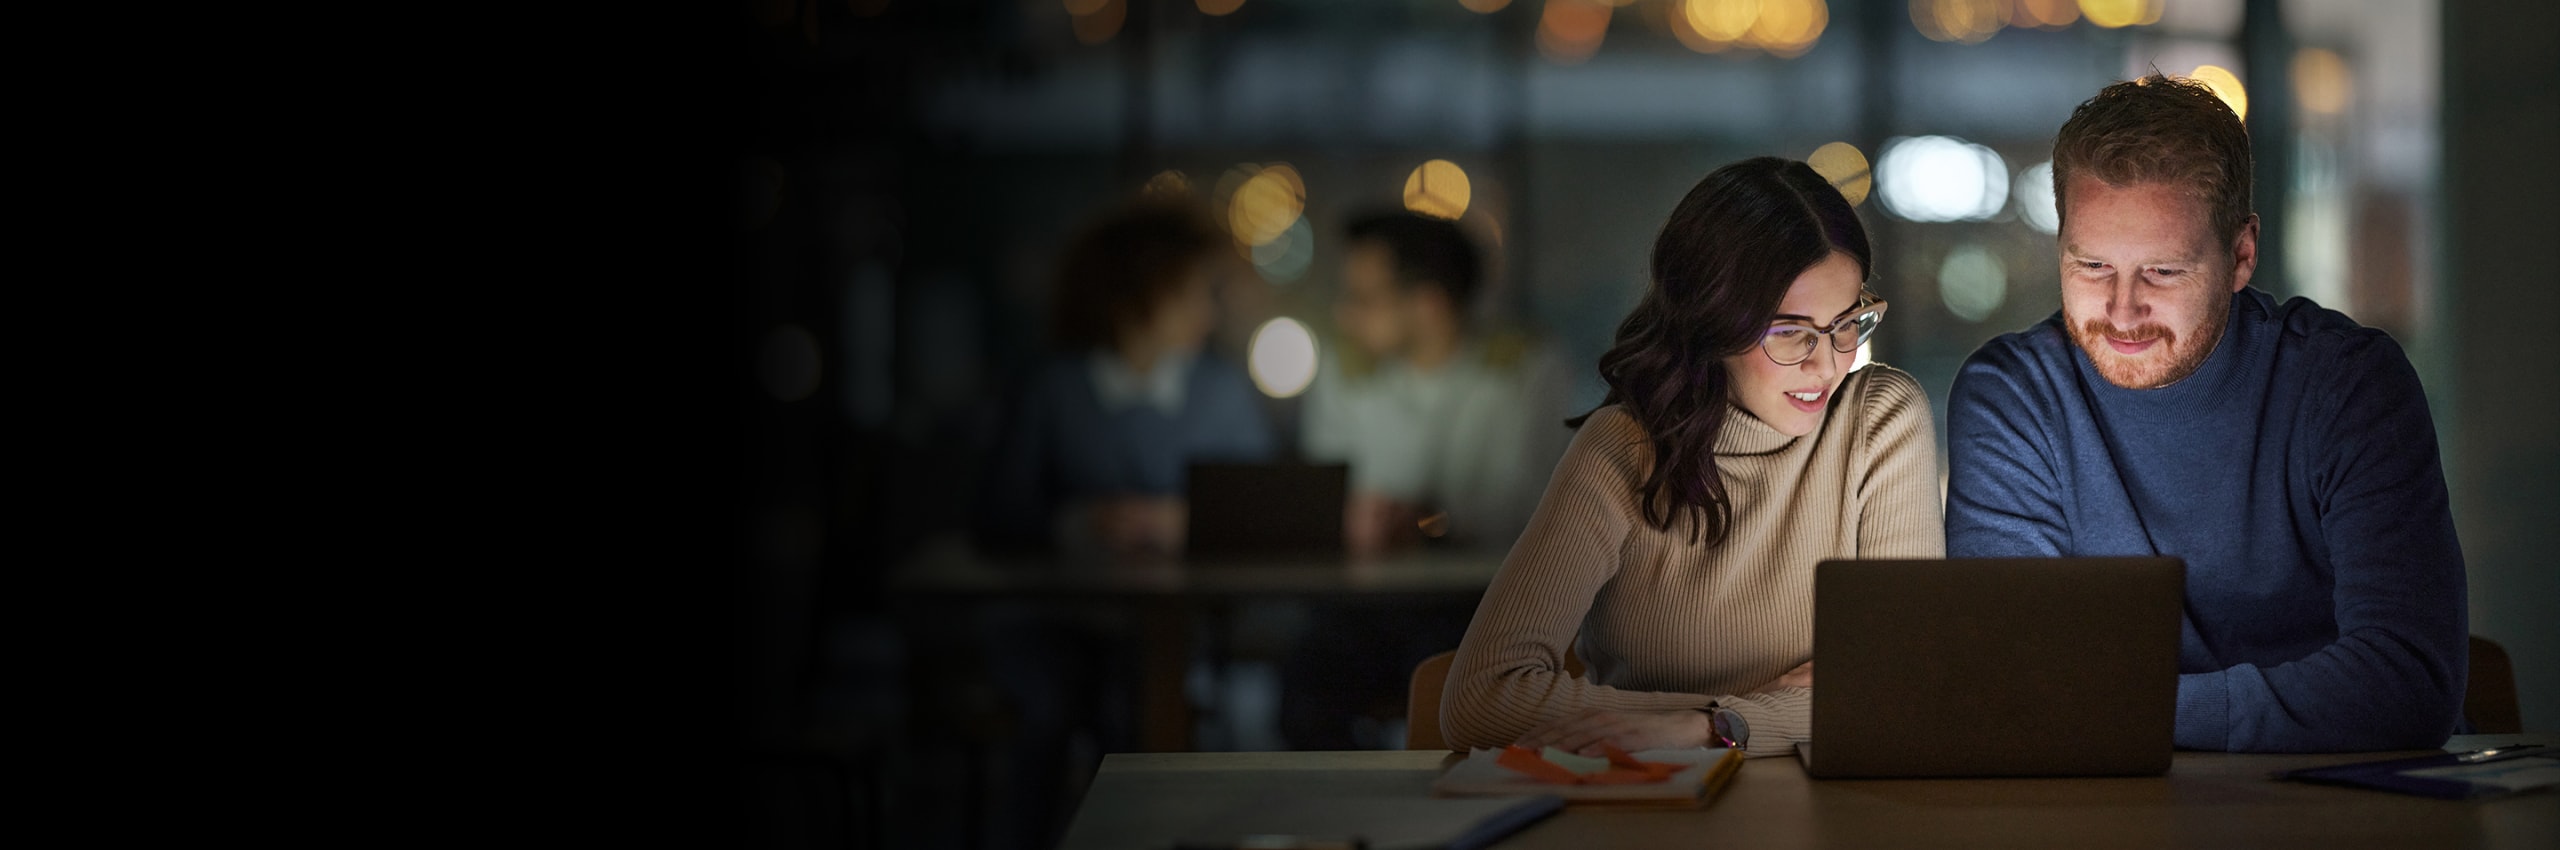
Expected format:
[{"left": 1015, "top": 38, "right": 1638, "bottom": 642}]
[{"left": 690, "top": 1, "right": 2560, "bottom": 846}]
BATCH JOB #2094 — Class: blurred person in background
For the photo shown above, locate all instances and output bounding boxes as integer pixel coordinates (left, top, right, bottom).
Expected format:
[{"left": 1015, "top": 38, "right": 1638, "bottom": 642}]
[
  {"left": 1303, "top": 210, "right": 1572, "bottom": 556},
  {"left": 973, "top": 198, "right": 1276, "bottom": 849},
  {"left": 981, "top": 199, "right": 1278, "bottom": 560},
  {"left": 1441, "top": 157, "right": 1943, "bottom": 759},
  {"left": 1279, "top": 209, "right": 1572, "bottom": 750}
]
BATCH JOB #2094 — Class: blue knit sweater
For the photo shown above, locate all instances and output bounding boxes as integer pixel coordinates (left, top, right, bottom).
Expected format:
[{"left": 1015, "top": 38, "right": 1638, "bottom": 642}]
[{"left": 1944, "top": 288, "right": 2467, "bottom": 752}]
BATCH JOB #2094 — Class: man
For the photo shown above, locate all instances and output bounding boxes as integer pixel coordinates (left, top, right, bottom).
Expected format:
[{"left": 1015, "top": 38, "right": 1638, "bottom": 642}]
[
  {"left": 1302, "top": 210, "right": 1571, "bottom": 555},
  {"left": 1280, "top": 209, "right": 1572, "bottom": 749},
  {"left": 1944, "top": 75, "right": 2467, "bottom": 752}
]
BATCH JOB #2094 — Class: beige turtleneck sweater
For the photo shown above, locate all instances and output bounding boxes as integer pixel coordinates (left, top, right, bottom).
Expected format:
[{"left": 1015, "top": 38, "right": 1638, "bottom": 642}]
[{"left": 1440, "top": 363, "right": 1945, "bottom": 757}]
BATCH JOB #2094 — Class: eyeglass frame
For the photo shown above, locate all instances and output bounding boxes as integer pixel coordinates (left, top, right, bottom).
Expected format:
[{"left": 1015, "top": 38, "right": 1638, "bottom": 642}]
[{"left": 1759, "top": 292, "right": 1889, "bottom": 367}]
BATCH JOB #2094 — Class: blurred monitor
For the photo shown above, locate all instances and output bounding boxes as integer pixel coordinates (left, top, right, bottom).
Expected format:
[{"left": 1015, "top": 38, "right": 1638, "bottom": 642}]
[{"left": 1185, "top": 462, "right": 1347, "bottom": 562}]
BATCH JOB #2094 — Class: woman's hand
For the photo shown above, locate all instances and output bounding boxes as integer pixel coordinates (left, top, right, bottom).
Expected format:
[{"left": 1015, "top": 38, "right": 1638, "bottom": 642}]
[
  {"left": 1751, "top": 661, "right": 1812, "bottom": 693},
  {"left": 1515, "top": 708, "right": 1712, "bottom": 756}
]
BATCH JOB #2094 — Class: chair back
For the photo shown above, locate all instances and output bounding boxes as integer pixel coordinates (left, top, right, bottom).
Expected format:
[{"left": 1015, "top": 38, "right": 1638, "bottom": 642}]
[
  {"left": 2467, "top": 635, "right": 2522, "bottom": 734},
  {"left": 1406, "top": 648, "right": 1586, "bottom": 751}
]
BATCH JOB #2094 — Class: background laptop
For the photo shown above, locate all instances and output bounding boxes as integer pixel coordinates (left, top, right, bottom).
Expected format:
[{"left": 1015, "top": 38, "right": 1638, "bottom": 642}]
[
  {"left": 1799, "top": 557, "right": 2185, "bottom": 778},
  {"left": 1184, "top": 462, "right": 1348, "bottom": 562}
]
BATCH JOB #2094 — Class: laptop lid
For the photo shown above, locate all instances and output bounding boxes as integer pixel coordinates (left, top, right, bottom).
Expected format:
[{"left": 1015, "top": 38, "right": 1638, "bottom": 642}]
[
  {"left": 1804, "top": 557, "right": 2184, "bottom": 778},
  {"left": 1183, "top": 462, "right": 1348, "bottom": 562}
]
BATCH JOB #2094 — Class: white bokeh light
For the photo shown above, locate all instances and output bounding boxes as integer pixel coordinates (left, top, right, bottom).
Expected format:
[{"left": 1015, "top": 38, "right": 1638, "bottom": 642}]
[
  {"left": 1877, "top": 135, "right": 2010, "bottom": 222},
  {"left": 1248, "top": 317, "right": 1319, "bottom": 398},
  {"left": 2015, "top": 161, "right": 2060, "bottom": 234},
  {"left": 1937, "top": 244, "right": 2008, "bottom": 323}
]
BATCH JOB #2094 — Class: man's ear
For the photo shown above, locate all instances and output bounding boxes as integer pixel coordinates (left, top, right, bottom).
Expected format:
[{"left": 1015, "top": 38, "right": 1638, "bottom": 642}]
[{"left": 2228, "top": 214, "right": 2261, "bottom": 293}]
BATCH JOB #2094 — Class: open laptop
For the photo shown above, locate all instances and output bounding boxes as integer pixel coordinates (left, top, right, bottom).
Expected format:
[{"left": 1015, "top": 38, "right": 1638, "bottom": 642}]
[
  {"left": 1797, "top": 557, "right": 2185, "bottom": 778},
  {"left": 1183, "top": 462, "right": 1348, "bottom": 562}
]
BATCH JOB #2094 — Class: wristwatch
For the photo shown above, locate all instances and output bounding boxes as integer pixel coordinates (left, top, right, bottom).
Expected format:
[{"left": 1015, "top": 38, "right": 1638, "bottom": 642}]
[{"left": 1701, "top": 704, "right": 1749, "bottom": 750}]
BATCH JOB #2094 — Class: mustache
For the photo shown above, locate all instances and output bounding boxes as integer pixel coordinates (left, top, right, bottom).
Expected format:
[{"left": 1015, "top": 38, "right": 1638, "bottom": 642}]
[{"left": 2077, "top": 318, "right": 2176, "bottom": 347}]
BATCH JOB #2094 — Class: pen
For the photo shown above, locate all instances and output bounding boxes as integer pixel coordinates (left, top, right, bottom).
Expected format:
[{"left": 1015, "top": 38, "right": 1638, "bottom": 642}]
[{"left": 2453, "top": 744, "right": 2544, "bottom": 763}]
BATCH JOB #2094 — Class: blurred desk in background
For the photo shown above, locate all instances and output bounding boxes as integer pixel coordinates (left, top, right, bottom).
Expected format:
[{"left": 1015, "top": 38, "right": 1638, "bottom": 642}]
[
  {"left": 893, "top": 545, "right": 1505, "bottom": 751},
  {"left": 1061, "top": 735, "right": 2560, "bottom": 850}
]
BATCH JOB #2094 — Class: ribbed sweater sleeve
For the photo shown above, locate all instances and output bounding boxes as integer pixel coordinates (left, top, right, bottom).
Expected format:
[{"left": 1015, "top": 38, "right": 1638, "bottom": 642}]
[
  {"left": 1440, "top": 407, "right": 1714, "bottom": 751},
  {"left": 1855, "top": 367, "right": 1947, "bottom": 560}
]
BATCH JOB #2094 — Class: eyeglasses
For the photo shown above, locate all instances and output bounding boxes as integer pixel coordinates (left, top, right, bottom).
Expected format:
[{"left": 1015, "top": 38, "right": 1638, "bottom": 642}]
[{"left": 1760, "top": 294, "right": 1888, "bottom": 366}]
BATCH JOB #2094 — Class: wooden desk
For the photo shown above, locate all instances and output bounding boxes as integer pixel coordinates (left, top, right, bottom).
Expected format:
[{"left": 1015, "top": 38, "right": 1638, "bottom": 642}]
[
  {"left": 894, "top": 548, "right": 1504, "bottom": 751},
  {"left": 1060, "top": 735, "right": 2560, "bottom": 849}
]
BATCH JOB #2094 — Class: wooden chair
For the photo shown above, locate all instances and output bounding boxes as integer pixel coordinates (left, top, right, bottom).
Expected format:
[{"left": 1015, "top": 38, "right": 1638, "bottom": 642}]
[
  {"left": 1407, "top": 648, "right": 1584, "bottom": 751},
  {"left": 2467, "top": 634, "right": 2522, "bottom": 734}
]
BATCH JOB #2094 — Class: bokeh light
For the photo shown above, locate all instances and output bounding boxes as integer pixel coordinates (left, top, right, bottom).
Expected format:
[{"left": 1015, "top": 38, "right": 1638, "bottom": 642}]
[
  {"left": 1248, "top": 317, "right": 1320, "bottom": 398},
  {"left": 1197, "top": 0, "right": 1246, "bottom": 15},
  {"left": 1063, "top": 0, "right": 1108, "bottom": 14},
  {"left": 2014, "top": 160, "right": 2059, "bottom": 234},
  {"left": 1877, "top": 135, "right": 2009, "bottom": 222},
  {"left": 1748, "top": 0, "right": 1826, "bottom": 56},
  {"left": 2013, "top": 0, "right": 2078, "bottom": 28},
  {"left": 1807, "top": 141, "right": 1871, "bottom": 207},
  {"left": 2293, "top": 48, "right": 2353, "bottom": 115},
  {"left": 1228, "top": 163, "right": 1307, "bottom": 247},
  {"left": 1459, "top": 0, "right": 1512, "bottom": 12},
  {"left": 1072, "top": 0, "right": 1125, "bottom": 44},
  {"left": 2187, "top": 64, "right": 2249, "bottom": 122},
  {"left": 1669, "top": 0, "right": 1736, "bottom": 52},
  {"left": 1143, "top": 170, "right": 1193, "bottom": 200},
  {"left": 1537, "top": 0, "right": 1611, "bottom": 65},
  {"left": 1690, "top": 0, "right": 1758, "bottom": 42},
  {"left": 2078, "top": 0, "right": 2160, "bottom": 29},
  {"left": 1937, "top": 244, "right": 2008, "bottom": 322},
  {"left": 1912, "top": 0, "right": 2005, "bottom": 44},
  {"left": 1253, "top": 217, "right": 1316, "bottom": 284},
  {"left": 1404, "top": 159, "right": 1474, "bottom": 221}
]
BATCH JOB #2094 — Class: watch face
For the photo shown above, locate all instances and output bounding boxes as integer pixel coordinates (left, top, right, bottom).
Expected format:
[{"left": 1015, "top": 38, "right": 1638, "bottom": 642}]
[{"left": 1714, "top": 709, "right": 1749, "bottom": 749}]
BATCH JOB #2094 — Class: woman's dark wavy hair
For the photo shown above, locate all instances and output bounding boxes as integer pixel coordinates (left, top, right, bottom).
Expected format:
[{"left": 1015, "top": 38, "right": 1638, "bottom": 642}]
[{"left": 1566, "top": 156, "right": 1873, "bottom": 546}]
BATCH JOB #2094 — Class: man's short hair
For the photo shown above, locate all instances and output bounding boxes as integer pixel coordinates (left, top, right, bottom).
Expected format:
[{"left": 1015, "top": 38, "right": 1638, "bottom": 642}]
[
  {"left": 1344, "top": 210, "right": 1482, "bottom": 309},
  {"left": 2052, "top": 72, "right": 2255, "bottom": 247}
]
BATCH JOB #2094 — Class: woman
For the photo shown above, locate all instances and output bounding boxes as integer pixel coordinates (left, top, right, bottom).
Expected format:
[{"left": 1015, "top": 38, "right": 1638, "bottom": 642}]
[
  {"left": 1440, "top": 157, "right": 1943, "bottom": 758},
  {"left": 980, "top": 198, "right": 1277, "bottom": 560}
]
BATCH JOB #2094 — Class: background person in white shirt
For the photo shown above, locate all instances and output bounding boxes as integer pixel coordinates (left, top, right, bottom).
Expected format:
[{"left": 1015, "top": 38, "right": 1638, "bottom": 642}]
[
  {"left": 1280, "top": 209, "right": 1573, "bottom": 749},
  {"left": 1301, "top": 211, "right": 1572, "bottom": 556}
]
